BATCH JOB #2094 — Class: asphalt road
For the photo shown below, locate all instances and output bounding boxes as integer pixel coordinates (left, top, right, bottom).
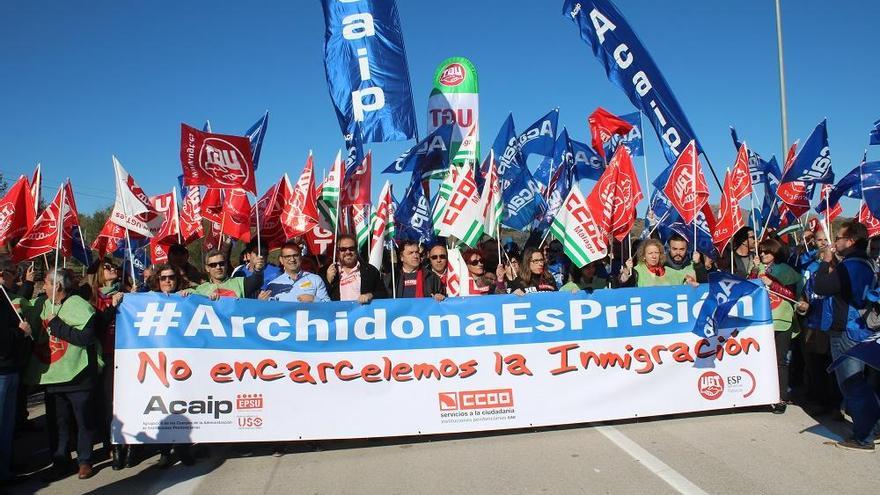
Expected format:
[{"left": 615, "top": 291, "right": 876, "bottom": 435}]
[{"left": 6, "top": 401, "right": 879, "bottom": 495}]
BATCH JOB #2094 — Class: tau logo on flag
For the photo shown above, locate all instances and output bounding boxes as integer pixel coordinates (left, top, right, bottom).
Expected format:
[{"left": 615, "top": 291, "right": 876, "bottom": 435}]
[
  {"left": 698, "top": 371, "right": 725, "bottom": 400},
  {"left": 201, "top": 138, "right": 250, "bottom": 187},
  {"left": 439, "top": 63, "right": 466, "bottom": 86}
]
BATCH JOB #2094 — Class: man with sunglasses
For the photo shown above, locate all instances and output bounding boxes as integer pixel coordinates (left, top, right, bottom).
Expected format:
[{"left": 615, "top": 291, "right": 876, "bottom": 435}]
[
  {"left": 190, "top": 248, "right": 265, "bottom": 299},
  {"left": 424, "top": 244, "right": 448, "bottom": 301},
  {"left": 260, "top": 242, "right": 329, "bottom": 303},
  {"left": 321, "top": 234, "right": 387, "bottom": 303},
  {"left": 813, "top": 220, "right": 880, "bottom": 451}
]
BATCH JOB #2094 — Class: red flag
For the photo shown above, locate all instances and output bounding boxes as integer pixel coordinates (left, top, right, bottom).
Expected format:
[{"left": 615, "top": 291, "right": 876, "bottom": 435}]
[
  {"left": 588, "top": 107, "right": 634, "bottom": 160},
  {"left": 203, "top": 221, "right": 223, "bottom": 252},
  {"left": 713, "top": 170, "right": 745, "bottom": 253},
  {"left": 304, "top": 225, "right": 335, "bottom": 256},
  {"left": 607, "top": 147, "right": 643, "bottom": 241},
  {"left": 776, "top": 141, "right": 810, "bottom": 217},
  {"left": 251, "top": 178, "right": 288, "bottom": 250},
  {"left": 281, "top": 155, "right": 320, "bottom": 238},
  {"left": 662, "top": 140, "right": 710, "bottom": 224},
  {"left": 220, "top": 189, "right": 252, "bottom": 243},
  {"left": 0, "top": 176, "right": 36, "bottom": 245},
  {"left": 180, "top": 123, "right": 256, "bottom": 194},
  {"left": 14, "top": 182, "right": 79, "bottom": 262},
  {"left": 201, "top": 188, "right": 224, "bottom": 224},
  {"left": 148, "top": 191, "right": 181, "bottom": 263},
  {"left": 180, "top": 186, "right": 204, "bottom": 244},
  {"left": 584, "top": 155, "right": 619, "bottom": 234},
  {"left": 340, "top": 151, "right": 372, "bottom": 207},
  {"left": 729, "top": 144, "right": 753, "bottom": 203},
  {"left": 819, "top": 184, "right": 842, "bottom": 223},
  {"left": 859, "top": 203, "right": 880, "bottom": 238},
  {"left": 92, "top": 217, "right": 128, "bottom": 258}
]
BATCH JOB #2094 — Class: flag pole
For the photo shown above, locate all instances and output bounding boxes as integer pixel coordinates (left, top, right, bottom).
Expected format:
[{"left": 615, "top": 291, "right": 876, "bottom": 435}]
[
  {"left": 775, "top": 0, "right": 790, "bottom": 161},
  {"left": 173, "top": 187, "right": 183, "bottom": 244},
  {"left": 692, "top": 145, "right": 698, "bottom": 250},
  {"left": 332, "top": 159, "right": 342, "bottom": 265},
  {"left": 78, "top": 226, "right": 89, "bottom": 276},
  {"left": 390, "top": 244, "right": 397, "bottom": 299},
  {"left": 253, "top": 190, "right": 262, "bottom": 255},
  {"left": 825, "top": 189, "right": 833, "bottom": 245},
  {"left": 51, "top": 183, "right": 66, "bottom": 306}
]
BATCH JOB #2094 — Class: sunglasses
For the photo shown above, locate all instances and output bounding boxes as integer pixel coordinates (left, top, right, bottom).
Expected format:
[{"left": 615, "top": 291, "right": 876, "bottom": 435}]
[
  {"left": 158, "top": 275, "right": 177, "bottom": 281},
  {"left": 338, "top": 246, "right": 356, "bottom": 252},
  {"left": 430, "top": 254, "right": 447, "bottom": 260},
  {"left": 206, "top": 261, "right": 226, "bottom": 268},
  {"left": 103, "top": 264, "right": 118, "bottom": 271},
  {"left": 280, "top": 254, "right": 301, "bottom": 260},
  {"left": 468, "top": 259, "right": 484, "bottom": 266}
]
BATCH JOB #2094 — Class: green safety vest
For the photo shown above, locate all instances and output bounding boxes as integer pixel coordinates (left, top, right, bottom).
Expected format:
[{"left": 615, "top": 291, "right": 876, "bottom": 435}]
[
  {"left": 634, "top": 263, "right": 687, "bottom": 287},
  {"left": 194, "top": 277, "right": 245, "bottom": 298},
  {"left": 27, "top": 295, "right": 102, "bottom": 385}
]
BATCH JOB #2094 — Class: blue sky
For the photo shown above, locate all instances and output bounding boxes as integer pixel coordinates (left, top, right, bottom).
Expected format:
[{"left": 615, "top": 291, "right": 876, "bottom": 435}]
[{"left": 1, "top": 0, "right": 877, "bottom": 218}]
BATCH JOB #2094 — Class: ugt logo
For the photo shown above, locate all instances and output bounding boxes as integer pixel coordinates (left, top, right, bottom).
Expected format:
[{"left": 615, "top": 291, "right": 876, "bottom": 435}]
[
  {"left": 698, "top": 371, "right": 724, "bottom": 400},
  {"left": 200, "top": 138, "right": 250, "bottom": 187}
]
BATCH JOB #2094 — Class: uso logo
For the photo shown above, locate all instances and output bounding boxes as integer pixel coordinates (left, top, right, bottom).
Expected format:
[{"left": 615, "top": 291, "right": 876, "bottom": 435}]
[
  {"left": 698, "top": 371, "right": 725, "bottom": 400},
  {"left": 439, "top": 63, "right": 466, "bottom": 86}
]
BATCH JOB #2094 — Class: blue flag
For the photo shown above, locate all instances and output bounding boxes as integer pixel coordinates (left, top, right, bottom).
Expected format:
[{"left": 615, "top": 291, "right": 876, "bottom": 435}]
[
  {"left": 394, "top": 174, "right": 434, "bottom": 244},
  {"left": 244, "top": 112, "right": 269, "bottom": 170},
  {"left": 70, "top": 224, "right": 92, "bottom": 268},
  {"left": 321, "top": 0, "right": 417, "bottom": 142},
  {"left": 487, "top": 114, "right": 547, "bottom": 230},
  {"left": 861, "top": 161, "right": 880, "bottom": 219},
  {"left": 693, "top": 272, "right": 764, "bottom": 338},
  {"left": 563, "top": 0, "right": 704, "bottom": 171},
  {"left": 116, "top": 238, "right": 150, "bottom": 285},
  {"left": 606, "top": 111, "right": 643, "bottom": 157},
  {"left": 534, "top": 127, "right": 572, "bottom": 190},
  {"left": 870, "top": 119, "right": 880, "bottom": 146},
  {"left": 780, "top": 119, "right": 833, "bottom": 184},
  {"left": 829, "top": 331, "right": 880, "bottom": 372},
  {"left": 382, "top": 123, "right": 454, "bottom": 178},
  {"left": 570, "top": 137, "right": 604, "bottom": 181},
  {"left": 533, "top": 131, "right": 575, "bottom": 235},
  {"left": 816, "top": 164, "right": 862, "bottom": 214},
  {"left": 519, "top": 109, "right": 559, "bottom": 160},
  {"left": 344, "top": 121, "right": 366, "bottom": 178}
]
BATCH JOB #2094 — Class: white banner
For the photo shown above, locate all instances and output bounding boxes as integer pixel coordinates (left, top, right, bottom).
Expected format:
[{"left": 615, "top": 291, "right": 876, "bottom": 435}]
[{"left": 112, "top": 287, "right": 778, "bottom": 444}]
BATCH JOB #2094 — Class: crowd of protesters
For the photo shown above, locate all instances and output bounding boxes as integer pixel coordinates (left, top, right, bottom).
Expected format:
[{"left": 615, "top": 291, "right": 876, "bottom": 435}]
[{"left": 2, "top": 219, "right": 880, "bottom": 485}]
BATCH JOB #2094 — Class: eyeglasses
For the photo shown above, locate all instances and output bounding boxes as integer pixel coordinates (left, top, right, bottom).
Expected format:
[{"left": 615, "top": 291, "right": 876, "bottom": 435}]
[
  {"left": 430, "top": 254, "right": 447, "bottom": 260},
  {"left": 158, "top": 275, "right": 176, "bottom": 281},
  {"left": 103, "top": 264, "right": 117, "bottom": 271},
  {"left": 280, "top": 254, "right": 301, "bottom": 260},
  {"left": 206, "top": 261, "right": 226, "bottom": 268},
  {"left": 338, "top": 246, "right": 356, "bottom": 252},
  {"left": 530, "top": 258, "right": 545, "bottom": 264},
  {"left": 468, "top": 259, "right": 484, "bottom": 266}
]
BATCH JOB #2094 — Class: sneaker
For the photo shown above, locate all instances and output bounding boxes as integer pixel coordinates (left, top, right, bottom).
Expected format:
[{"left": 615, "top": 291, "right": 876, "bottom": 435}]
[
  {"left": 771, "top": 403, "right": 787, "bottom": 414},
  {"left": 155, "top": 454, "right": 174, "bottom": 469},
  {"left": 835, "top": 439, "right": 875, "bottom": 452}
]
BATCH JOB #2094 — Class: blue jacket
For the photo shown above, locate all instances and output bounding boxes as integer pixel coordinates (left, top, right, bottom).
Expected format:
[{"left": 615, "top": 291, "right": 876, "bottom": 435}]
[{"left": 814, "top": 249, "right": 877, "bottom": 340}]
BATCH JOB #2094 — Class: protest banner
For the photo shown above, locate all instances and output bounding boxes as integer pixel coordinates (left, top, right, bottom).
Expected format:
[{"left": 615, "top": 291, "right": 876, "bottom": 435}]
[{"left": 113, "top": 285, "right": 778, "bottom": 444}]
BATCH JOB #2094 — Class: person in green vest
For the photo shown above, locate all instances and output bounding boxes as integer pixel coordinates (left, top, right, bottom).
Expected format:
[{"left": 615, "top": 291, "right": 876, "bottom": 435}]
[
  {"left": 665, "top": 234, "right": 706, "bottom": 282},
  {"left": 560, "top": 260, "right": 608, "bottom": 293},
  {"left": 185, "top": 248, "right": 265, "bottom": 299},
  {"left": 618, "top": 239, "right": 698, "bottom": 287},
  {"left": 38, "top": 268, "right": 103, "bottom": 480},
  {"left": 748, "top": 237, "right": 803, "bottom": 414}
]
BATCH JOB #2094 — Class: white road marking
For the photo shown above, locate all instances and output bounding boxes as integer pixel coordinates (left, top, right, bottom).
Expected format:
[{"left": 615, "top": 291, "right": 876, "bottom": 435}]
[{"left": 596, "top": 425, "right": 709, "bottom": 495}]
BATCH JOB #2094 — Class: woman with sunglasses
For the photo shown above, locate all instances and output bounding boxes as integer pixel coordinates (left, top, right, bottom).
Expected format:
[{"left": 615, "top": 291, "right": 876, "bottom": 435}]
[
  {"left": 749, "top": 238, "right": 802, "bottom": 414},
  {"left": 145, "top": 264, "right": 197, "bottom": 467},
  {"left": 461, "top": 249, "right": 495, "bottom": 295},
  {"left": 86, "top": 258, "right": 129, "bottom": 470},
  {"left": 506, "top": 247, "right": 557, "bottom": 295}
]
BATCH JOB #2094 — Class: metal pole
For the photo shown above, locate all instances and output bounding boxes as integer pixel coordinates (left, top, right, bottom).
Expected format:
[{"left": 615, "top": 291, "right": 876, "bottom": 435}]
[{"left": 775, "top": 0, "right": 789, "bottom": 158}]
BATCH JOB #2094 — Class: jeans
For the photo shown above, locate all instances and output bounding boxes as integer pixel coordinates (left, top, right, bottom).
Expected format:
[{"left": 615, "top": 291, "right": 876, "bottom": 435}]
[
  {"left": 0, "top": 372, "right": 19, "bottom": 481},
  {"left": 775, "top": 331, "right": 792, "bottom": 402},
  {"left": 830, "top": 331, "right": 880, "bottom": 445},
  {"left": 50, "top": 389, "right": 96, "bottom": 465}
]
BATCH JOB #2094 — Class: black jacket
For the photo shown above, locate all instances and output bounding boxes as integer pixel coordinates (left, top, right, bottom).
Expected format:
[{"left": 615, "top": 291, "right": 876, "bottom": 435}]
[
  {"left": 813, "top": 248, "right": 874, "bottom": 332},
  {"left": 0, "top": 297, "right": 28, "bottom": 373},
  {"left": 321, "top": 262, "right": 389, "bottom": 301}
]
